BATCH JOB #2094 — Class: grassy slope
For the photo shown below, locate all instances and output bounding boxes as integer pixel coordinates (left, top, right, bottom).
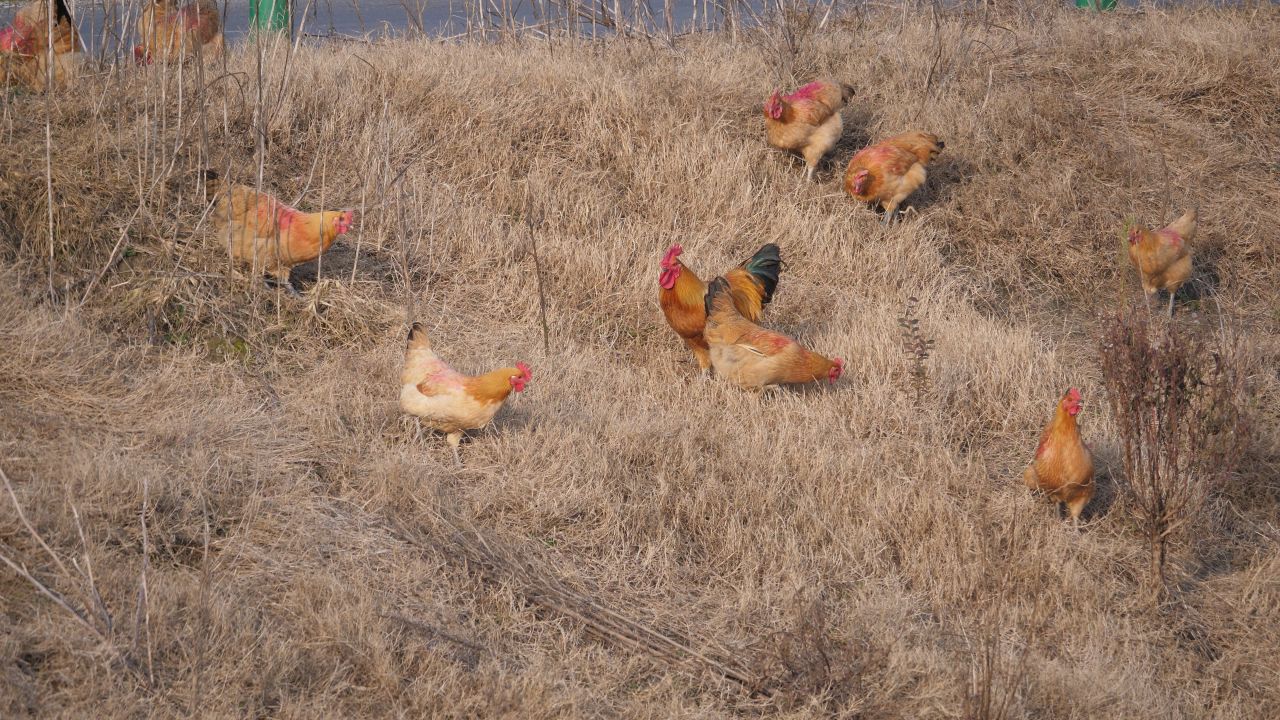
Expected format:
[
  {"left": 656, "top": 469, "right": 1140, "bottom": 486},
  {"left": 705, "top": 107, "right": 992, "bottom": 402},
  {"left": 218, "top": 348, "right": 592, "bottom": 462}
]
[{"left": 2, "top": 5, "right": 1279, "bottom": 717}]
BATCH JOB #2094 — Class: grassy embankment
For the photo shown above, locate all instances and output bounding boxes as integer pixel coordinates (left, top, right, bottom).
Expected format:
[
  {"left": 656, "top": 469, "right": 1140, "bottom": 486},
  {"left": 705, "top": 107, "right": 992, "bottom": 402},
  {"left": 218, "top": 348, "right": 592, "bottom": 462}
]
[{"left": 2, "top": 4, "right": 1279, "bottom": 717}]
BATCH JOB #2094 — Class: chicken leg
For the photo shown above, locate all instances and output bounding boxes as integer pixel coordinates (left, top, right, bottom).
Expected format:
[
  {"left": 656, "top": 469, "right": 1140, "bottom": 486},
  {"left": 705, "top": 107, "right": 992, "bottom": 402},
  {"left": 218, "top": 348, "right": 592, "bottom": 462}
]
[
  {"left": 1140, "top": 288, "right": 1154, "bottom": 318},
  {"left": 1066, "top": 493, "right": 1089, "bottom": 530},
  {"left": 264, "top": 274, "right": 301, "bottom": 298},
  {"left": 447, "top": 431, "right": 463, "bottom": 467},
  {"left": 1166, "top": 290, "right": 1176, "bottom": 319},
  {"left": 881, "top": 198, "right": 904, "bottom": 226}
]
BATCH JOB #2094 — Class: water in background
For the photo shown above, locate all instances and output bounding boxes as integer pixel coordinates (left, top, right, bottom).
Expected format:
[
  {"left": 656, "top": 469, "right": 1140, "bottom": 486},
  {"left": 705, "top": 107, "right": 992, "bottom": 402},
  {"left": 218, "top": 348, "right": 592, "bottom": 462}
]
[{"left": 0, "top": 0, "right": 753, "bottom": 56}]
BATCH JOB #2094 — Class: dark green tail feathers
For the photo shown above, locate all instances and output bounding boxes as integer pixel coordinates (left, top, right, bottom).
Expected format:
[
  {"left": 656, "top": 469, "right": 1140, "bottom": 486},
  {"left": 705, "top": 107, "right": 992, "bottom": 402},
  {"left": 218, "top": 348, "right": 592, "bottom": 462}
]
[{"left": 742, "top": 243, "right": 782, "bottom": 305}]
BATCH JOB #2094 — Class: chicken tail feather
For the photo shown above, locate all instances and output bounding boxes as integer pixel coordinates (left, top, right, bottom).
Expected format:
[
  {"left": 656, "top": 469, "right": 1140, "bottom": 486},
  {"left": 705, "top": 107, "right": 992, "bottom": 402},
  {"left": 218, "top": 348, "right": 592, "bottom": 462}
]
[
  {"left": 202, "top": 168, "right": 223, "bottom": 197},
  {"left": 742, "top": 243, "right": 782, "bottom": 305},
  {"left": 407, "top": 322, "right": 432, "bottom": 351},
  {"left": 1166, "top": 207, "right": 1197, "bottom": 240}
]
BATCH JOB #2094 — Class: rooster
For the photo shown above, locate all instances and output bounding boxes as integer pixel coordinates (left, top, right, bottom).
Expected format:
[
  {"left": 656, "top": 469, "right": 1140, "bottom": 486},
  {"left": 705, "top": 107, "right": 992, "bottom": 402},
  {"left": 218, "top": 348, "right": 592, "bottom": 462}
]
[
  {"left": 844, "top": 131, "right": 944, "bottom": 224},
  {"left": 1127, "top": 209, "right": 1195, "bottom": 317},
  {"left": 210, "top": 177, "right": 356, "bottom": 296},
  {"left": 1023, "top": 388, "right": 1094, "bottom": 527},
  {"left": 763, "top": 80, "right": 856, "bottom": 182},
  {"left": 702, "top": 277, "right": 842, "bottom": 389},
  {"left": 0, "top": 0, "right": 81, "bottom": 91},
  {"left": 399, "top": 323, "right": 531, "bottom": 466},
  {"left": 659, "top": 243, "right": 782, "bottom": 374},
  {"left": 134, "top": 0, "right": 223, "bottom": 65}
]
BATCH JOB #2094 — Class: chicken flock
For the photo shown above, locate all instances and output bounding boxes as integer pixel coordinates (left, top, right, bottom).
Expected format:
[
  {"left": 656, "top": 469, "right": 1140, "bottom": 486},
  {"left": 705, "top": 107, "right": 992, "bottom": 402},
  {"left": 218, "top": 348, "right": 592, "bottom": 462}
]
[
  {"left": 0, "top": 0, "right": 221, "bottom": 89},
  {"left": 3, "top": 13, "right": 1202, "bottom": 521}
]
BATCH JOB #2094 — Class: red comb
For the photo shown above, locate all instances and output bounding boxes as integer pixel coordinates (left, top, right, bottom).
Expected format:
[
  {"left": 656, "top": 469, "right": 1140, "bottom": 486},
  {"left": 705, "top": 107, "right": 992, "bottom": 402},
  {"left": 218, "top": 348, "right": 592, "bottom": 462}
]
[{"left": 516, "top": 362, "right": 531, "bottom": 381}]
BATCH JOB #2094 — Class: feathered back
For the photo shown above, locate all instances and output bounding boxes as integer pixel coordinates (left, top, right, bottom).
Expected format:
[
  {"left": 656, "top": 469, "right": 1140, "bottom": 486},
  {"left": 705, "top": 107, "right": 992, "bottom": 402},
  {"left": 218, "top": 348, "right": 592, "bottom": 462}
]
[
  {"left": 884, "top": 131, "right": 944, "bottom": 165},
  {"left": 767, "top": 80, "right": 852, "bottom": 125},
  {"left": 704, "top": 276, "right": 739, "bottom": 322},
  {"left": 1163, "top": 208, "right": 1197, "bottom": 243}
]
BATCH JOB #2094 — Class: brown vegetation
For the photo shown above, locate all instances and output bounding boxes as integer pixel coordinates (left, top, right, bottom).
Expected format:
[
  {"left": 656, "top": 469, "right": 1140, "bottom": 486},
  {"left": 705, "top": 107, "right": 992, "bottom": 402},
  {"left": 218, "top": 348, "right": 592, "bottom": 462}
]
[
  {"left": 1099, "top": 310, "right": 1248, "bottom": 596},
  {"left": 2, "top": 4, "right": 1279, "bottom": 717}
]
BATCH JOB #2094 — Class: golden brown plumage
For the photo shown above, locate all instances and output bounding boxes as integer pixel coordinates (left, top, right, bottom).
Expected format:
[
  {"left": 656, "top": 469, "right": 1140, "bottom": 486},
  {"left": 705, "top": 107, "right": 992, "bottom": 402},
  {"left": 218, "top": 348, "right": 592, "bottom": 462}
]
[
  {"left": 763, "top": 80, "right": 855, "bottom": 182},
  {"left": 399, "top": 323, "right": 531, "bottom": 466},
  {"left": 210, "top": 178, "right": 355, "bottom": 296},
  {"left": 702, "top": 277, "right": 842, "bottom": 390},
  {"left": 135, "top": 0, "right": 223, "bottom": 65},
  {"left": 844, "top": 131, "right": 943, "bottom": 224},
  {"left": 1127, "top": 209, "right": 1195, "bottom": 317},
  {"left": 1023, "top": 388, "right": 1095, "bottom": 526},
  {"left": 658, "top": 243, "right": 782, "bottom": 373},
  {"left": 882, "top": 131, "right": 944, "bottom": 165},
  {"left": 0, "top": 0, "right": 81, "bottom": 91}
]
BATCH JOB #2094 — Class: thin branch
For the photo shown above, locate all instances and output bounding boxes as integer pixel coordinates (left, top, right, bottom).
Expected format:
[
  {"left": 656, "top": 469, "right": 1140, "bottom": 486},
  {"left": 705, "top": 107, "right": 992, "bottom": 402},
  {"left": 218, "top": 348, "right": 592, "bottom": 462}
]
[{"left": 2, "top": 468, "right": 73, "bottom": 580}]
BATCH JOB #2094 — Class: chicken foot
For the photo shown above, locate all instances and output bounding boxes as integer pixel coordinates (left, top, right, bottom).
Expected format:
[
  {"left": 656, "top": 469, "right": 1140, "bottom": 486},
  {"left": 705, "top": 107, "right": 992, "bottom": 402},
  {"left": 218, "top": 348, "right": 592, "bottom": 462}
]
[{"left": 263, "top": 274, "right": 301, "bottom": 298}]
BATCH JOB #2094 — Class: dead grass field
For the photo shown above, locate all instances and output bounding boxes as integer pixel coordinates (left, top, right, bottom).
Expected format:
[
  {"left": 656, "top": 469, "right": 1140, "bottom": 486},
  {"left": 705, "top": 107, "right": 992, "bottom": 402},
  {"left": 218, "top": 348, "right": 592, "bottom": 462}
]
[{"left": 2, "top": 3, "right": 1280, "bottom": 717}]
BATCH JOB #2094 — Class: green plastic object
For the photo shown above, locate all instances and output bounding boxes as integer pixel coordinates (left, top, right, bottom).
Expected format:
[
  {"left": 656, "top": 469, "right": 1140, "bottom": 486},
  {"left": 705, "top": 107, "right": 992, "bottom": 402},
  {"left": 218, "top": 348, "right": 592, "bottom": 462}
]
[
  {"left": 1075, "top": 0, "right": 1117, "bottom": 9},
  {"left": 250, "top": 0, "right": 289, "bottom": 32}
]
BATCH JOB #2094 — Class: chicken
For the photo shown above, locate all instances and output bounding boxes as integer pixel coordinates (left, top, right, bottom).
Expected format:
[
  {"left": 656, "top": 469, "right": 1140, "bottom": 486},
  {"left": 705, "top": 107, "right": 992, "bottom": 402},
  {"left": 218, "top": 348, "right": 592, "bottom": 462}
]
[
  {"left": 399, "top": 322, "right": 531, "bottom": 466},
  {"left": 1023, "top": 388, "right": 1095, "bottom": 527},
  {"left": 844, "top": 131, "right": 944, "bottom": 224},
  {"left": 210, "top": 178, "right": 355, "bottom": 296},
  {"left": 702, "top": 276, "right": 842, "bottom": 390},
  {"left": 0, "top": 0, "right": 77, "bottom": 56},
  {"left": 134, "top": 0, "right": 223, "bottom": 65},
  {"left": 0, "top": 0, "right": 81, "bottom": 91},
  {"left": 763, "top": 79, "right": 855, "bottom": 182},
  {"left": 659, "top": 243, "right": 782, "bottom": 374},
  {"left": 1127, "top": 209, "right": 1195, "bottom": 317}
]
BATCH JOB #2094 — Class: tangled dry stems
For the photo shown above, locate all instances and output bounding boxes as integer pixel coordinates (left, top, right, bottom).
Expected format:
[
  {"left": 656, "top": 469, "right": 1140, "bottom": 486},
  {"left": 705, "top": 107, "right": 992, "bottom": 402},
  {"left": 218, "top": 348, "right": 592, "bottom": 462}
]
[
  {"left": 2, "top": 3, "right": 1280, "bottom": 717},
  {"left": 1098, "top": 309, "right": 1249, "bottom": 597}
]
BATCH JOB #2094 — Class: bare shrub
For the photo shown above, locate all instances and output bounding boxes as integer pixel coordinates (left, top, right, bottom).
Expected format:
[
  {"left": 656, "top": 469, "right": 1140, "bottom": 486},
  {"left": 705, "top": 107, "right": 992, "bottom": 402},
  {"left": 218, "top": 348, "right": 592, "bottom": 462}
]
[
  {"left": 763, "top": 591, "right": 886, "bottom": 712},
  {"left": 1098, "top": 312, "right": 1248, "bottom": 596},
  {"left": 962, "top": 623, "right": 1029, "bottom": 720},
  {"left": 899, "top": 295, "right": 934, "bottom": 405},
  {"left": 746, "top": 0, "right": 835, "bottom": 82},
  {"left": 0, "top": 467, "right": 144, "bottom": 685}
]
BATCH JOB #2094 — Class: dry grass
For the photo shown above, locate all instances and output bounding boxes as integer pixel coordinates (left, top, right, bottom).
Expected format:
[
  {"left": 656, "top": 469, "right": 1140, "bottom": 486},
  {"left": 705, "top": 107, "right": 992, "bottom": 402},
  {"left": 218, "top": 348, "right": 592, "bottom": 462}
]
[{"left": 2, "top": 3, "right": 1280, "bottom": 717}]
